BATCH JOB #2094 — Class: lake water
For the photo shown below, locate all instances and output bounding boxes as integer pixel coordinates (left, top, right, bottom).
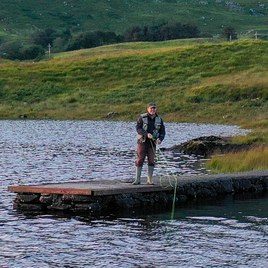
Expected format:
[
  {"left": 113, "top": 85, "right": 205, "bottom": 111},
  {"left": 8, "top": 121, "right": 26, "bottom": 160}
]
[{"left": 0, "top": 120, "right": 267, "bottom": 267}]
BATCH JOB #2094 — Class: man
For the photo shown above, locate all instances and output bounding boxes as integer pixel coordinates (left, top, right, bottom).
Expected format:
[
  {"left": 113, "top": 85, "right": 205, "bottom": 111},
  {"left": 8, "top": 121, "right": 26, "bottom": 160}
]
[{"left": 133, "top": 102, "right": 165, "bottom": 185}]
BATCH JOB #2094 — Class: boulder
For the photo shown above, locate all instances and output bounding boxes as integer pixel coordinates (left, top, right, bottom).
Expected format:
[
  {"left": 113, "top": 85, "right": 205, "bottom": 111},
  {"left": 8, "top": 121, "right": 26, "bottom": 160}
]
[{"left": 169, "top": 136, "right": 251, "bottom": 156}]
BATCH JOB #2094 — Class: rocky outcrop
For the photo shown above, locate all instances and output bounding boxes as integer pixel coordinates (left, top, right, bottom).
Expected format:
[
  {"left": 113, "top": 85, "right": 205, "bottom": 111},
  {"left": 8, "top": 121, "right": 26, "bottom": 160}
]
[{"left": 169, "top": 136, "right": 251, "bottom": 156}]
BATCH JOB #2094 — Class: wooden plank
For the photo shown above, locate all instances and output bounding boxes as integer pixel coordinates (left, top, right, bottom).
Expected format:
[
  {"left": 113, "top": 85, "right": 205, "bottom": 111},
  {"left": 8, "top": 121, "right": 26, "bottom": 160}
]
[
  {"left": 8, "top": 185, "right": 92, "bottom": 195},
  {"left": 8, "top": 182, "right": 172, "bottom": 196},
  {"left": 91, "top": 184, "right": 173, "bottom": 196},
  {"left": 7, "top": 170, "right": 268, "bottom": 197}
]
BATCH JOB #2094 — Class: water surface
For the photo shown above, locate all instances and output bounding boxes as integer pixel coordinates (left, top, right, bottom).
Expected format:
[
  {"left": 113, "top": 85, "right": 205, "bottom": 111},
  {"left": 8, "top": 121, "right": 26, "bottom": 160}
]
[{"left": 1, "top": 120, "right": 267, "bottom": 267}]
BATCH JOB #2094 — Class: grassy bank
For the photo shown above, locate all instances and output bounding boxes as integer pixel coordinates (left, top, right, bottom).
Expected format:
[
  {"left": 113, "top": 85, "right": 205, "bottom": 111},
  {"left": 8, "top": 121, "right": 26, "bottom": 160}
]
[
  {"left": 0, "top": 38, "right": 267, "bottom": 172},
  {"left": 207, "top": 146, "right": 268, "bottom": 173}
]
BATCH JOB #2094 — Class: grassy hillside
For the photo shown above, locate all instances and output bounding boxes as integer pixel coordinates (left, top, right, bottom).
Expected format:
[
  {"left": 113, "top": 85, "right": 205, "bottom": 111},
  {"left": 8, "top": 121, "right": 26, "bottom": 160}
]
[
  {"left": 0, "top": 0, "right": 267, "bottom": 39},
  {"left": 0, "top": 38, "right": 267, "bottom": 125}
]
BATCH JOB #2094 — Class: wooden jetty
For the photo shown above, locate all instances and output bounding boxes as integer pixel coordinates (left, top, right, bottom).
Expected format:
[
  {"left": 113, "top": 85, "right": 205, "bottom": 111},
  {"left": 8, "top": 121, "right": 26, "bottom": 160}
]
[
  {"left": 8, "top": 179, "right": 174, "bottom": 196},
  {"left": 8, "top": 171, "right": 268, "bottom": 216}
]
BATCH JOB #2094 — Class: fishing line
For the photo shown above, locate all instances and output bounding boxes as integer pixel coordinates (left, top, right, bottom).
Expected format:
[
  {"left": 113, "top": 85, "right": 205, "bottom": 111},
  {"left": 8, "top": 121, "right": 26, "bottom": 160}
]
[
  {"left": 150, "top": 140, "right": 178, "bottom": 188},
  {"left": 150, "top": 139, "right": 179, "bottom": 220}
]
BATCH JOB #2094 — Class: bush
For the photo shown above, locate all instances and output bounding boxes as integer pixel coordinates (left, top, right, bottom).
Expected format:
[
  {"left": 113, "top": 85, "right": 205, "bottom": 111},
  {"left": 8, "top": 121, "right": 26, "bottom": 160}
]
[
  {"left": 67, "top": 30, "right": 121, "bottom": 50},
  {"left": 30, "top": 28, "right": 57, "bottom": 48},
  {"left": 0, "top": 41, "right": 45, "bottom": 60},
  {"left": 20, "top": 45, "right": 45, "bottom": 60},
  {"left": 222, "top": 26, "right": 237, "bottom": 41},
  {"left": 0, "top": 41, "right": 23, "bottom": 60},
  {"left": 124, "top": 22, "right": 200, "bottom": 42}
]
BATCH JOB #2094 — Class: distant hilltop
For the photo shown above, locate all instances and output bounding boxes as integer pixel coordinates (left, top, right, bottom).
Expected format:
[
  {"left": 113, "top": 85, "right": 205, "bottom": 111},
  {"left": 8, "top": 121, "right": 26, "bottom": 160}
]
[{"left": 0, "top": 0, "right": 267, "bottom": 38}]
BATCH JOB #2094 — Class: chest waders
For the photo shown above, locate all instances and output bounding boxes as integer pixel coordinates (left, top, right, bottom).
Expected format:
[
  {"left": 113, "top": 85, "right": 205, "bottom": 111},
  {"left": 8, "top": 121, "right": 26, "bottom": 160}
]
[{"left": 133, "top": 114, "right": 162, "bottom": 185}]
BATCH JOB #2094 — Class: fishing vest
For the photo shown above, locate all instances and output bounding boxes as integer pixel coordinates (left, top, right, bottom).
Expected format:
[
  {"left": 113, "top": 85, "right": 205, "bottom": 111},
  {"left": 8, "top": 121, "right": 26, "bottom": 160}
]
[{"left": 137, "top": 113, "right": 162, "bottom": 142}]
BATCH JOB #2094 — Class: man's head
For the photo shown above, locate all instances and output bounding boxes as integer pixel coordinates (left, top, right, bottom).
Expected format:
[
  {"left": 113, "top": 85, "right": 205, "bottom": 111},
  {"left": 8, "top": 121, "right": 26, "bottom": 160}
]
[{"left": 147, "top": 102, "right": 157, "bottom": 116}]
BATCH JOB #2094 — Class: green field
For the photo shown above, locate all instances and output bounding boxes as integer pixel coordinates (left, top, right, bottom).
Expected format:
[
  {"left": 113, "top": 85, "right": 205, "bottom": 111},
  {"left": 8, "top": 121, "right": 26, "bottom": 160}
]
[
  {"left": 0, "top": 0, "right": 267, "bottom": 39},
  {"left": 0, "top": 39, "right": 267, "bottom": 123}
]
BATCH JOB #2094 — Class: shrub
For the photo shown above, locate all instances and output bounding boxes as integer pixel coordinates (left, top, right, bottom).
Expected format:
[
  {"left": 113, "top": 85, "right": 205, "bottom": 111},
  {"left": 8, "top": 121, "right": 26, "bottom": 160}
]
[
  {"left": 0, "top": 41, "right": 45, "bottom": 60},
  {"left": 0, "top": 41, "right": 23, "bottom": 60},
  {"left": 20, "top": 45, "right": 45, "bottom": 60},
  {"left": 67, "top": 30, "right": 121, "bottom": 50},
  {"left": 30, "top": 28, "right": 57, "bottom": 48},
  {"left": 222, "top": 26, "right": 237, "bottom": 41},
  {"left": 124, "top": 22, "right": 200, "bottom": 42}
]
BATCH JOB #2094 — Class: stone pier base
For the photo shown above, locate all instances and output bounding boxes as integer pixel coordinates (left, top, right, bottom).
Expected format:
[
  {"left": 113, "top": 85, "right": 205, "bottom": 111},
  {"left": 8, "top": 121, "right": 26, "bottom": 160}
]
[{"left": 10, "top": 171, "right": 268, "bottom": 217}]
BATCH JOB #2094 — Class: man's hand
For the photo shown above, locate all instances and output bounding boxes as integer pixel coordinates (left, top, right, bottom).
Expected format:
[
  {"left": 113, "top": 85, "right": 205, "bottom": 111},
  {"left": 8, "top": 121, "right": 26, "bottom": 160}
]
[
  {"left": 147, "top": 133, "right": 153, "bottom": 139},
  {"left": 156, "top": 139, "right": 162, "bottom": 145}
]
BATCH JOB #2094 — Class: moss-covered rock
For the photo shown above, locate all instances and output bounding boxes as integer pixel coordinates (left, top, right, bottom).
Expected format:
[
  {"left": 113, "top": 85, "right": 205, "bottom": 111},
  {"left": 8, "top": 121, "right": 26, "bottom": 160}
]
[{"left": 169, "top": 136, "right": 251, "bottom": 156}]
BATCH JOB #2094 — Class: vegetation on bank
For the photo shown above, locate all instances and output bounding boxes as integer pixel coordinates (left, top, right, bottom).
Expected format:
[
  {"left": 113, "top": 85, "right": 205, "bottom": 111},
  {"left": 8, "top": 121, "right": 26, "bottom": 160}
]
[
  {"left": 0, "top": 38, "right": 267, "bottom": 172},
  {"left": 207, "top": 146, "right": 268, "bottom": 173}
]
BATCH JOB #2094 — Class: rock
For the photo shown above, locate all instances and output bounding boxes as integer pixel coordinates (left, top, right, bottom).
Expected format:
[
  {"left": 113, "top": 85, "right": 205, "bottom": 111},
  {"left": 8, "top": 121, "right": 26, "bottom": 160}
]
[
  {"left": 106, "top": 111, "right": 118, "bottom": 118},
  {"left": 40, "top": 194, "right": 53, "bottom": 204},
  {"left": 14, "top": 202, "right": 44, "bottom": 211},
  {"left": 62, "top": 194, "right": 92, "bottom": 203},
  {"left": 88, "top": 203, "right": 101, "bottom": 214},
  {"left": 169, "top": 136, "right": 251, "bottom": 156},
  {"left": 19, "top": 114, "right": 27, "bottom": 119},
  {"left": 17, "top": 193, "right": 40, "bottom": 203}
]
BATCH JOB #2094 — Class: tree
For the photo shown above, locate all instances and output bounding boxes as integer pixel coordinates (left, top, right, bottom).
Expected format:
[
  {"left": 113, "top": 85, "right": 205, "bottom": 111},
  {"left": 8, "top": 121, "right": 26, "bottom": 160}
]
[
  {"left": 124, "top": 22, "right": 200, "bottom": 42},
  {"left": 20, "top": 45, "right": 45, "bottom": 60},
  {"left": 0, "top": 41, "right": 44, "bottom": 60},
  {"left": 222, "top": 26, "right": 237, "bottom": 41},
  {"left": 30, "top": 28, "right": 57, "bottom": 47},
  {"left": 0, "top": 41, "right": 22, "bottom": 60},
  {"left": 67, "top": 30, "right": 121, "bottom": 50},
  {"left": 124, "top": 26, "right": 145, "bottom": 42}
]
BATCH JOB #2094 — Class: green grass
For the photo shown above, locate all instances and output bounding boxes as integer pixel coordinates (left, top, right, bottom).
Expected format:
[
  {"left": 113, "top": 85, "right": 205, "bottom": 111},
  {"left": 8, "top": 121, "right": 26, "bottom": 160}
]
[
  {"left": 0, "top": 39, "right": 267, "bottom": 123},
  {"left": 206, "top": 146, "right": 268, "bottom": 173},
  {"left": 0, "top": 0, "right": 267, "bottom": 38}
]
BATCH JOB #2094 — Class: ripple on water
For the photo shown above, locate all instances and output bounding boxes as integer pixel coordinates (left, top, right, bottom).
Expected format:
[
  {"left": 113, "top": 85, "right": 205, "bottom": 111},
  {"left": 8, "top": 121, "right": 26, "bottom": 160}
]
[{"left": 1, "top": 120, "right": 267, "bottom": 267}]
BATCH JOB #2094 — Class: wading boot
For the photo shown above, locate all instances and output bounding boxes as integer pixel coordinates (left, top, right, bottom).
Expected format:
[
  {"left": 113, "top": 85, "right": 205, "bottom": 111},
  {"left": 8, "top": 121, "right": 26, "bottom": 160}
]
[
  {"left": 147, "top": 166, "right": 154, "bottom": 185},
  {"left": 132, "top": 166, "right": 142, "bottom": 185}
]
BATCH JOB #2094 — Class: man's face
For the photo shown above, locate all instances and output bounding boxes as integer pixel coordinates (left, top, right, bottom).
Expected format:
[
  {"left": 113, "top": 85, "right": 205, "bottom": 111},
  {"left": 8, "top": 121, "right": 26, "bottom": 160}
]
[{"left": 147, "top": 106, "right": 157, "bottom": 116}]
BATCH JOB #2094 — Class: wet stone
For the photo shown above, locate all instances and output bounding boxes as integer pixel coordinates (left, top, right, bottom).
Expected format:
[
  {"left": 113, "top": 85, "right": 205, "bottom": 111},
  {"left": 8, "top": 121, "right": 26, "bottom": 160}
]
[
  {"left": 14, "top": 202, "right": 44, "bottom": 211},
  {"left": 88, "top": 203, "right": 101, "bottom": 214},
  {"left": 232, "top": 178, "right": 252, "bottom": 192},
  {"left": 62, "top": 195, "right": 93, "bottom": 203},
  {"left": 195, "top": 187, "right": 216, "bottom": 198},
  {"left": 183, "top": 185, "right": 197, "bottom": 199},
  {"left": 48, "top": 203, "right": 73, "bottom": 211},
  {"left": 251, "top": 180, "right": 265, "bottom": 193},
  {"left": 218, "top": 179, "right": 234, "bottom": 193},
  {"left": 115, "top": 194, "right": 136, "bottom": 209},
  {"left": 177, "top": 195, "right": 188, "bottom": 203},
  {"left": 73, "top": 203, "right": 90, "bottom": 212},
  {"left": 39, "top": 194, "right": 53, "bottom": 204},
  {"left": 17, "top": 193, "right": 40, "bottom": 203}
]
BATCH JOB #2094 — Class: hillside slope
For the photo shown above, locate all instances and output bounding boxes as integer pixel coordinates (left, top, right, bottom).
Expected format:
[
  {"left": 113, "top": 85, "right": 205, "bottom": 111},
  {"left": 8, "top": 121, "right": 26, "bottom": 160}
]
[
  {"left": 0, "top": 0, "right": 267, "bottom": 38},
  {"left": 0, "top": 39, "right": 267, "bottom": 126}
]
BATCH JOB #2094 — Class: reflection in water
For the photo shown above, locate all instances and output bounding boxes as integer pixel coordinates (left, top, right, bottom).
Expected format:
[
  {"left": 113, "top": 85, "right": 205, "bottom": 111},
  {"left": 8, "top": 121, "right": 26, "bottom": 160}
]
[{"left": 1, "top": 120, "right": 267, "bottom": 267}]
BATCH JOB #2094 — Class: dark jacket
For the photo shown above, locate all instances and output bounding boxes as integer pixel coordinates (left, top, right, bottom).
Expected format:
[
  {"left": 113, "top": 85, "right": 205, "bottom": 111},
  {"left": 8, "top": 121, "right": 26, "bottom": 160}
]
[{"left": 136, "top": 113, "right": 165, "bottom": 142}]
